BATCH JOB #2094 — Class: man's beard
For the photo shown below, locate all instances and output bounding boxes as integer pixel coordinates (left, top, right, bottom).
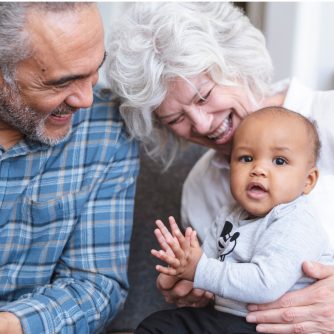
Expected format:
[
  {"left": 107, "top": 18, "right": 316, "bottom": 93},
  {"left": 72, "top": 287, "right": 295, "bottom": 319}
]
[{"left": 0, "top": 83, "right": 74, "bottom": 146}]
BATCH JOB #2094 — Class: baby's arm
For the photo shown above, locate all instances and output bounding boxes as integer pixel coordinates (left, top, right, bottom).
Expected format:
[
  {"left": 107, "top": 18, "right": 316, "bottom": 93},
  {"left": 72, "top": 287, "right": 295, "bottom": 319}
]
[{"left": 151, "top": 216, "right": 203, "bottom": 282}]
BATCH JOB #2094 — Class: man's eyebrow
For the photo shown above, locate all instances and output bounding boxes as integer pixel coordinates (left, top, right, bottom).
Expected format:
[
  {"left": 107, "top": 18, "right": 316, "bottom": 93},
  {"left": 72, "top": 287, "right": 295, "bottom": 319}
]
[
  {"left": 98, "top": 51, "right": 107, "bottom": 69},
  {"left": 44, "top": 74, "right": 86, "bottom": 86},
  {"left": 44, "top": 51, "right": 107, "bottom": 86}
]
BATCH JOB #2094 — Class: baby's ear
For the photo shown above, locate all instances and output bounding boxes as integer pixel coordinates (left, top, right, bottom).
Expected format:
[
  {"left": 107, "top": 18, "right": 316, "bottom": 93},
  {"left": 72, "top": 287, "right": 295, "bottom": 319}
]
[{"left": 303, "top": 167, "right": 319, "bottom": 195}]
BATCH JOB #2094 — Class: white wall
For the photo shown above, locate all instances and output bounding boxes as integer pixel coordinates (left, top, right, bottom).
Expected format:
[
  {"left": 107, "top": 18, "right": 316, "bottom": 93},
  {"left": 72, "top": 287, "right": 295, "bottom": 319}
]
[
  {"left": 97, "top": 2, "right": 130, "bottom": 86},
  {"left": 261, "top": 3, "right": 298, "bottom": 82},
  {"left": 99, "top": 2, "right": 334, "bottom": 90},
  {"left": 309, "top": 3, "right": 334, "bottom": 89},
  {"left": 258, "top": 2, "right": 334, "bottom": 89}
]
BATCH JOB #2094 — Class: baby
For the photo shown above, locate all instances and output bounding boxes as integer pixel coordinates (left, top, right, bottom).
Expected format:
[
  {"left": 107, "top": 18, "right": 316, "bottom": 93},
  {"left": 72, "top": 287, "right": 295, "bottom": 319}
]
[{"left": 150, "top": 106, "right": 333, "bottom": 333}]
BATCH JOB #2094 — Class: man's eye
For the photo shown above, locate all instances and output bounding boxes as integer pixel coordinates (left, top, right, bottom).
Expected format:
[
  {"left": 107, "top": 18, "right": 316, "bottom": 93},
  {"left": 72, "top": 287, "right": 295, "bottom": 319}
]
[
  {"left": 55, "top": 81, "right": 71, "bottom": 89},
  {"left": 167, "top": 114, "right": 185, "bottom": 126},
  {"left": 273, "top": 157, "right": 287, "bottom": 165},
  {"left": 239, "top": 155, "right": 253, "bottom": 163}
]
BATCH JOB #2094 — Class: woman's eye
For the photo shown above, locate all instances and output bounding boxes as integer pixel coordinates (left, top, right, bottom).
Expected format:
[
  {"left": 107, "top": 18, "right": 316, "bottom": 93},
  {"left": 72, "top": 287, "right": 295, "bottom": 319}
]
[
  {"left": 198, "top": 88, "right": 212, "bottom": 105},
  {"left": 273, "top": 157, "right": 287, "bottom": 165},
  {"left": 167, "top": 114, "right": 185, "bottom": 126},
  {"left": 239, "top": 155, "right": 253, "bottom": 163}
]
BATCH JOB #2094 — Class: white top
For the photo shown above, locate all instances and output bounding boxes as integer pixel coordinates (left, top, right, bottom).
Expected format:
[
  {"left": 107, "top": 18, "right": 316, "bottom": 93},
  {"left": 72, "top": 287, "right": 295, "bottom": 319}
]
[
  {"left": 181, "top": 77, "right": 334, "bottom": 245},
  {"left": 194, "top": 196, "right": 333, "bottom": 316}
]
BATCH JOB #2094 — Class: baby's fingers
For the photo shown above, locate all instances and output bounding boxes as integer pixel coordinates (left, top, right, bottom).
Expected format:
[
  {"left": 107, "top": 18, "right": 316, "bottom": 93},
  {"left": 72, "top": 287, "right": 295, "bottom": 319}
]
[
  {"left": 168, "top": 217, "right": 190, "bottom": 251},
  {"left": 156, "top": 219, "right": 184, "bottom": 258},
  {"left": 154, "top": 228, "right": 175, "bottom": 256},
  {"left": 169, "top": 216, "right": 183, "bottom": 240},
  {"left": 156, "top": 220, "right": 177, "bottom": 245},
  {"left": 190, "top": 230, "right": 200, "bottom": 248},
  {"left": 155, "top": 264, "right": 178, "bottom": 276},
  {"left": 151, "top": 249, "right": 180, "bottom": 268}
]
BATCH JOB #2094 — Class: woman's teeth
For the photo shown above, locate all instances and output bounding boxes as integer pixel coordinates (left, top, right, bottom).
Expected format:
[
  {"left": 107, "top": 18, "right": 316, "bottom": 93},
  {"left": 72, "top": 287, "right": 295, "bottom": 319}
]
[{"left": 207, "top": 115, "right": 231, "bottom": 140}]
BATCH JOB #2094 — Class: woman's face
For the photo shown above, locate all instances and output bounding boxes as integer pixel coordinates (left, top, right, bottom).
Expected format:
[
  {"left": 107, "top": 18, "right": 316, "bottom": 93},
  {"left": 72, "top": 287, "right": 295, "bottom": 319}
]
[{"left": 156, "top": 74, "right": 255, "bottom": 155}]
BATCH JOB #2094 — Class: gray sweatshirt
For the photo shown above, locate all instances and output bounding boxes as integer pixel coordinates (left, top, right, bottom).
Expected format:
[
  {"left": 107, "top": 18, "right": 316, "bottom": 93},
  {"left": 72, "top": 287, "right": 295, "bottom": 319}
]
[{"left": 194, "top": 195, "right": 334, "bottom": 316}]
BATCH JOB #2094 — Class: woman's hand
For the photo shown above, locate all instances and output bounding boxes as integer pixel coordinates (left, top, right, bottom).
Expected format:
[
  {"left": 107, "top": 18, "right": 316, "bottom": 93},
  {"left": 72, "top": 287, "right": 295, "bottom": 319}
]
[
  {"left": 157, "top": 274, "right": 214, "bottom": 307},
  {"left": 246, "top": 261, "right": 334, "bottom": 333}
]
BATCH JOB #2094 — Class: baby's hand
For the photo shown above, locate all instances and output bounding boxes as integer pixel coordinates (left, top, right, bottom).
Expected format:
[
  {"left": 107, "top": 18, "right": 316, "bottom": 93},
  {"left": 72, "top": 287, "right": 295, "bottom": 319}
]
[
  {"left": 151, "top": 217, "right": 185, "bottom": 275},
  {"left": 152, "top": 217, "right": 177, "bottom": 258},
  {"left": 151, "top": 216, "right": 202, "bottom": 281}
]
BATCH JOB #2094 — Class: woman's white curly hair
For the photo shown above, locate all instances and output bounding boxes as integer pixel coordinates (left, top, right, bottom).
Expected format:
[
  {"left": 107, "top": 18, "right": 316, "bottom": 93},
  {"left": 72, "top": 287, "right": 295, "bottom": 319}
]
[{"left": 107, "top": 2, "right": 273, "bottom": 167}]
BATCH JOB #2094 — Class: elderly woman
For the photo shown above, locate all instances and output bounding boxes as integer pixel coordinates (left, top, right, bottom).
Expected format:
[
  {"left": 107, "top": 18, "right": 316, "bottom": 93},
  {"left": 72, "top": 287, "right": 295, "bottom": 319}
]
[{"left": 107, "top": 2, "right": 334, "bottom": 333}]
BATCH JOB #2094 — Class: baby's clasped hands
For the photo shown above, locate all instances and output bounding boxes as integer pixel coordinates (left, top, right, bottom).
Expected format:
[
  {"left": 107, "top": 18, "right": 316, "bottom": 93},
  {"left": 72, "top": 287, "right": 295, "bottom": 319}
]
[{"left": 151, "top": 216, "right": 203, "bottom": 281}]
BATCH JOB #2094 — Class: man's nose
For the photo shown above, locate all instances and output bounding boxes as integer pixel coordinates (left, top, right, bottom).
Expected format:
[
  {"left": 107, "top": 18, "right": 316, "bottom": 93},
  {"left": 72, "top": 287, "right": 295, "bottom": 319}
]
[
  {"left": 187, "top": 106, "right": 213, "bottom": 135},
  {"left": 65, "top": 74, "right": 98, "bottom": 109}
]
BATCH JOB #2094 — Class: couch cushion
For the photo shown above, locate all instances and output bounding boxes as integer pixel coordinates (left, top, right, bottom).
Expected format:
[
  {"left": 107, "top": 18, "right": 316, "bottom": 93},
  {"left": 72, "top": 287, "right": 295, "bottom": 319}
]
[{"left": 109, "top": 144, "right": 206, "bottom": 332}]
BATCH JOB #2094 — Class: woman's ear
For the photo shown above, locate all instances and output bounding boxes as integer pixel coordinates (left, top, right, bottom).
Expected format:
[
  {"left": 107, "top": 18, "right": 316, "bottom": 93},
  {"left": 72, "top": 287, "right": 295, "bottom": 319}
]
[{"left": 303, "top": 167, "right": 319, "bottom": 195}]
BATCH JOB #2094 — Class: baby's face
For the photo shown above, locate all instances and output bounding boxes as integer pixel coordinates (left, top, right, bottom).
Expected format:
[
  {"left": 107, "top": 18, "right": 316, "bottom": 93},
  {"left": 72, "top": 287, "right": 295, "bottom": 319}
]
[{"left": 230, "top": 112, "right": 317, "bottom": 217}]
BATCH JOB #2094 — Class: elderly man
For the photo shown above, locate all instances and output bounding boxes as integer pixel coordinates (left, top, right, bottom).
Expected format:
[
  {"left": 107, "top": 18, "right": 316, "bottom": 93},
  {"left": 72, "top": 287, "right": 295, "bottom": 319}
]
[{"left": 0, "top": 3, "right": 139, "bottom": 333}]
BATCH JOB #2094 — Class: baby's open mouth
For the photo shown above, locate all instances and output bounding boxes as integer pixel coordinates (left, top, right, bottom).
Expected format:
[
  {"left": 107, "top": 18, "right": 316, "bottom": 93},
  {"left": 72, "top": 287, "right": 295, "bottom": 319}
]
[
  {"left": 247, "top": 182, "right": 268, "bottom": 198},
  {"left": 248, "top": 184, "right": 266, "bottom": 191}
]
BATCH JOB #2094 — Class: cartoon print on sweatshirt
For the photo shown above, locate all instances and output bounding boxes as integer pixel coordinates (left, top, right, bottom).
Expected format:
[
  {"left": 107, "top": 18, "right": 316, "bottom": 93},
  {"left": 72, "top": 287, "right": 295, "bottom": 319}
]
[{"left": 217, "top": 221, "right": 240, "bottom": 261}]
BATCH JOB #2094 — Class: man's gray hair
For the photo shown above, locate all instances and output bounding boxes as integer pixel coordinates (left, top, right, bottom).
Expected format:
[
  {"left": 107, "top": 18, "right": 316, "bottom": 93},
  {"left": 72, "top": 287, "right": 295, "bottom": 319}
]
[
  {"left": 107, "top": 2, "right": 273, "bottom": 167},
  {"left": 0, "top": 2, "right": 93, "bottom": 85}
]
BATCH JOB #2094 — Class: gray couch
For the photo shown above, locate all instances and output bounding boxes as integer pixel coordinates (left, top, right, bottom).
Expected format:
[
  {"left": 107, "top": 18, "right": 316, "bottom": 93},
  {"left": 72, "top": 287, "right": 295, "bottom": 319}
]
[{"left": 109, "top": 144, "right": 206, "bottom": 333}]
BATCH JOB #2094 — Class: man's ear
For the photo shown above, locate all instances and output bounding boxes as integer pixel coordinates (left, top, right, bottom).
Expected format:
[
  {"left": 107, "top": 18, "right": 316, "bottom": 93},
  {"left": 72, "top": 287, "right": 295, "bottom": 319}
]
[{"left": 303, "top": 167, "right": 319, "bottom": 195}]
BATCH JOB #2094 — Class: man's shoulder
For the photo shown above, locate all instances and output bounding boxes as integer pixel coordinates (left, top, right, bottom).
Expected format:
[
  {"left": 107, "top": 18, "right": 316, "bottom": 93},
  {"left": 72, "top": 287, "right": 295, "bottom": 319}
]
[
  {"left": 72, "top": 87, "right": 129, "bottom": 143},
  {"left": 86, "top": 86, "right": 121, "bottom": 121},
  {"left": 58, "top": 86, "right": 138, "bottom": 166}
]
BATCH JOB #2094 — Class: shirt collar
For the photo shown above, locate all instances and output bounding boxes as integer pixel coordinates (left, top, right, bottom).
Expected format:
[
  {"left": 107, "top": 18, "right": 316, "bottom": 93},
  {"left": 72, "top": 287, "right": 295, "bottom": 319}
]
[
  {"left": 283, "top": 77, "right": 313, "bottom": 117},
  {"left": 211, "top": 150, "right": 230, "bottom": 170}
]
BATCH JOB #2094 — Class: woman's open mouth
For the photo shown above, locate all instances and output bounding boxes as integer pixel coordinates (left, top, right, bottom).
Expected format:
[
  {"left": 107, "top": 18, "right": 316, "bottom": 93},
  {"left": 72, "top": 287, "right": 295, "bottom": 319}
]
[{"left": 207, "top": 113, "right": 233, "bottom": 142}]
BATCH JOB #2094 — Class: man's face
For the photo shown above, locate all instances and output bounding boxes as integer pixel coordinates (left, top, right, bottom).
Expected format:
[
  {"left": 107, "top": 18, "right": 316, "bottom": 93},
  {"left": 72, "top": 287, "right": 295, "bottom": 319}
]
[{"left": 0, "top": 5, "right": 105, "bottom": 146}]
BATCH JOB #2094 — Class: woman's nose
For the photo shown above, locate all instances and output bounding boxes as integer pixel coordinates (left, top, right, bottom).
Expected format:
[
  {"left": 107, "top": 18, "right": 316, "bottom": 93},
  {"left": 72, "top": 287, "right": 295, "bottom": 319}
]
[{"left": 187, "top": 106, "right": 213, "bottom": 134}]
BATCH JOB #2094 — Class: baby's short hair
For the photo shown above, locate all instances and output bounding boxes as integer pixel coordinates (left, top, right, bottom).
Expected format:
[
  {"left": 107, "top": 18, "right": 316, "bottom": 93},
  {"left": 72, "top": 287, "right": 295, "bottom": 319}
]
[{"left": 243, "top": 106, "right": 321, "bottom": 165}]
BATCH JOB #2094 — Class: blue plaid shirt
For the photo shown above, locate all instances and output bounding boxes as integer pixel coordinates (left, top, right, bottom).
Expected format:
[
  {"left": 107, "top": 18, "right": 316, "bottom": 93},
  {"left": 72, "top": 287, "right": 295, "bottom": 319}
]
[{"left": 0, "top": 88, "right": 139, "bottom": 333}]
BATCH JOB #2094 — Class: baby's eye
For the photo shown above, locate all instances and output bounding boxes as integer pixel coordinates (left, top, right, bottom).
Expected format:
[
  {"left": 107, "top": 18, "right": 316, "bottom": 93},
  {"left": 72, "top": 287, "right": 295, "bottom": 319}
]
[
  {"left": 273, "top": 157, "right": 287, "bottom": 165},
  {"left": 239, "top": 155, "right": 253, "bottom": 163}
]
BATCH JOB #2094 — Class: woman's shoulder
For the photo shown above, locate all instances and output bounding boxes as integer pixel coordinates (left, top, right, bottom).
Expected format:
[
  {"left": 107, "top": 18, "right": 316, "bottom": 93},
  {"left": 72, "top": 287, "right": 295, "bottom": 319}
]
[
  {"left": 182, "top": 149, "right": 234, "bottom": 215},
  {"left": 185, "top": 150, "right": 229, "bottom": 183}
]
